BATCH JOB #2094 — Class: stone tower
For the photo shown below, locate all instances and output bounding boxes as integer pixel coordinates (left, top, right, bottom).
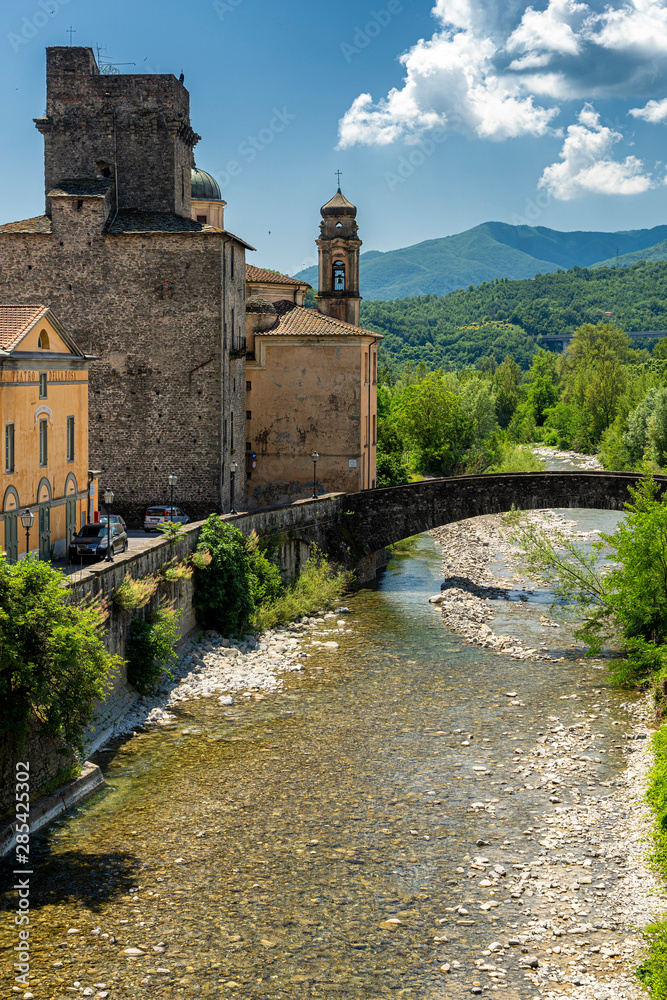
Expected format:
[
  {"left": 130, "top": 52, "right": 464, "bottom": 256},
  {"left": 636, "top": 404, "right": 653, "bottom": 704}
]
[
  {"left": 0, "top": 47, "right": 251, "bottom": 525},
  {"left": 37, "top": 46, "right": 199, "bottom": 219},
  {"left": 316, "top": 187, "right": 362, "bottom": 327}
]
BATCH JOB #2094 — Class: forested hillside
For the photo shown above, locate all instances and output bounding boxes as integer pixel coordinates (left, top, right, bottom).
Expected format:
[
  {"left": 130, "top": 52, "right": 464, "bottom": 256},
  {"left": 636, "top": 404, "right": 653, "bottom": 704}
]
[{"left": 362, "top": 260, "right": 667, "bottom": 371}]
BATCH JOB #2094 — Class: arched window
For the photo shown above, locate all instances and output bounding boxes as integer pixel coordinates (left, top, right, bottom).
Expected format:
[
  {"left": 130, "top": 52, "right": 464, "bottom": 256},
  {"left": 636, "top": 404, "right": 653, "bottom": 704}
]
[
  {"left": 333, "top": 260, "right": 346, "bottom": 291},
  {"left": 336, "top": 222, "right": 343, "bottom": 229},
  {"left": 38, "top": 330, "right": 50, "bottom": 350}
]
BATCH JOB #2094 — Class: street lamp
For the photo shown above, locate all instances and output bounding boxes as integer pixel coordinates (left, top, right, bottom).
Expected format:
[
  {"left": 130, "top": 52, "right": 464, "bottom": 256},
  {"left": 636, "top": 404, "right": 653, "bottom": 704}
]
[
  {"left": 311, "top": 451, "right": 320, "bottom": 499},
  {"left": 168, "top": 473, "right": 177, "bottom": 521},
  {"left": 103, "top": 489, "right": 114, "bottom": 562},
  {"left": 20, "top": 508, "right": 34, "bottom": 559},
  {"left": 230, "top": 461, "right": 238, "bottom": 515}
]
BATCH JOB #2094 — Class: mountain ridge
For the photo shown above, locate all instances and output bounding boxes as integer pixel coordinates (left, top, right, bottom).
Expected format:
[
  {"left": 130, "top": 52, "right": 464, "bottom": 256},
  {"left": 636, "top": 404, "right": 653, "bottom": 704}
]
[{"left": 292, "top": 221, "right": 667, "bottom": 300}]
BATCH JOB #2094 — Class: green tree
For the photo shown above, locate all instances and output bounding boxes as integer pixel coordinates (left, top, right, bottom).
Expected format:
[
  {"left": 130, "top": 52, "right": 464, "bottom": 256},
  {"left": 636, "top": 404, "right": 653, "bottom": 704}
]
[
  {"left": 193, "top": 516, "right": 254, "bottom": 634},
  {"left": 394, "top": 371, "right": 470, "bottom": 474},
  {"left": 524, "top": 349, "right": 560, "bottom": 425},
  {"left": 559, "top": 322, "right": 630, "bottom": 449},
  {"left": 493, "top": 355, "right": 522, "bottom": 429},
  {"left": 510, "top": 476, "right": 667, "bottom": 690},
  {"left": 0, "top": 555, "right": 118, "bottom": 752},
  {"left": 625, "top": 388, "right": 667, "bottom": 467}
]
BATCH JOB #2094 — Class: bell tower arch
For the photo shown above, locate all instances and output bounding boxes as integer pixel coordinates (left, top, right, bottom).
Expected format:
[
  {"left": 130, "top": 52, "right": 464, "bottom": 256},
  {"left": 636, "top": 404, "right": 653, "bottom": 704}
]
[{"left": 316, "top": 183, "right": 362, "bottom": 327}]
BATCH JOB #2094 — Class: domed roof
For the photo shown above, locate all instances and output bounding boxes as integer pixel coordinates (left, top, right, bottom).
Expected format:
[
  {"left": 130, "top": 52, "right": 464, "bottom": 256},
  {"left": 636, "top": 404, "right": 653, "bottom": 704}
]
[
  {"left": 191, "top": 167, "right": 222, "bottom": 201},
  {"left": 321, "top": 187, "right": 357, "bottom": 219}
]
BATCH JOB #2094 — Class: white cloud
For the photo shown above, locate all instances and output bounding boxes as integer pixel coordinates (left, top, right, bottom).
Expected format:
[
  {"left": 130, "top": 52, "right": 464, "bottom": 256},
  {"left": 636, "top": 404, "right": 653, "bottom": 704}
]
[
  {"left": 507, "top": 0, "right": 587, "bottom": 60},
  {"left": 339, "top": 0, "right": 667, "bottom": 151},
  {"left": 630, "top": 97, "right": 667, "bottom": 122},
  {"left": 590, "top": 0, "right": 667, "bottom": 56},
  {"left": 539, "top": 104, "right": 654, "bottom": 198},
  {"left": 337, "top": 17, "right": 559, "bottom": 148}
]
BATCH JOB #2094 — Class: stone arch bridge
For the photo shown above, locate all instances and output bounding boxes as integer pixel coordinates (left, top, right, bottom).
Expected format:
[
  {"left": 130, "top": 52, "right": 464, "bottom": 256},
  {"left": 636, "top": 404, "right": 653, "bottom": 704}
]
[{"left": 237, "top": 471, "right": 667, "bottom": 584}]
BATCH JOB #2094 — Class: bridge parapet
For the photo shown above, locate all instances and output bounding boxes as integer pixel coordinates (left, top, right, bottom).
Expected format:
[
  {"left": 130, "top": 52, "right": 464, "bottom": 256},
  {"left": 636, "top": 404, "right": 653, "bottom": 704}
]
[{"left": 335, "top": 471, "right": 667, "bottom": 562}]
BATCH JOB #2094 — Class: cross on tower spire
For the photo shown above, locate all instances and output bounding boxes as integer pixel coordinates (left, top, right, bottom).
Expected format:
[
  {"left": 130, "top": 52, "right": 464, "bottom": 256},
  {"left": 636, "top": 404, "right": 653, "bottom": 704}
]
[
  {"left": 335, "top": 169, "right": 342, "bottom": 188},
  {"left": 67, "top": 26, "right": 76, "bottom": 45}
]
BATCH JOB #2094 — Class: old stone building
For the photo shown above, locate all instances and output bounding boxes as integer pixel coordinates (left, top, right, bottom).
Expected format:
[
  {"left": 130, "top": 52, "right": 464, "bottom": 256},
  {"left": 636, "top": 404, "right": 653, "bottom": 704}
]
[
  {"left": 244, "top": 188, "right": 379, "bottom": 507},
  {"left": 0, "top": 46, "right": 251, "bottom": 524}
]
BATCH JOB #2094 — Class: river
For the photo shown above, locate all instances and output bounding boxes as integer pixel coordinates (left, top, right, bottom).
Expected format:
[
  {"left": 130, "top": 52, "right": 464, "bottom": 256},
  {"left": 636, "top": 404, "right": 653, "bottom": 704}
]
[{"left": 0, "top": 479, "right": 649, "bottom": 999}]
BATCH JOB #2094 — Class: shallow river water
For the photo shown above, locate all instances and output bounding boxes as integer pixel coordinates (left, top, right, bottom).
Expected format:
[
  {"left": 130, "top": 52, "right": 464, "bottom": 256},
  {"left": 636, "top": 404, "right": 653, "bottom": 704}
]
[{"left": 0, "top": 518, "right": 640, "bottom": 1000}]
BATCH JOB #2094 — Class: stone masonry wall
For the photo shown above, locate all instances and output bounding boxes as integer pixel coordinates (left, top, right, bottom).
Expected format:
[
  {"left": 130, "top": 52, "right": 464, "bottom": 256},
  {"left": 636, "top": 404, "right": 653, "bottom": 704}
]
[
  {"left": 0, "top": 227, "right": 247, "bottom": 525},
  {"left": 42, "top": 47, "right": 197, "bottom": 217}
]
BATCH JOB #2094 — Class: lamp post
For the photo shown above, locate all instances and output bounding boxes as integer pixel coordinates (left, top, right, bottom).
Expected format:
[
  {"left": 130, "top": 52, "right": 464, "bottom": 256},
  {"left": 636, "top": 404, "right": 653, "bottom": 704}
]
[
  {"left": 168, "top": 473, "right": 177, "bottom": 521},
  {"left": 230, "top": 461, "right": 238, "bottom": 515},
  {"left": 20, "top": 508, "right": 34, "bottom": 559},
  {"left": 311, "top": 451, "right": 320, "bottom": 499},
  {"left": 103, "top": 489, "right": 114, "bottom": 562}
]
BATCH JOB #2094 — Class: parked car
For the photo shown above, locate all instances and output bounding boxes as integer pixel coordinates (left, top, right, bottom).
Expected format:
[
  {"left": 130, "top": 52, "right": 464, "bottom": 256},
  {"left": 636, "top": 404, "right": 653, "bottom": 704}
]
[
  {"left": 143, "top": 505, "right": 191, "bottom": 533},
  {"left": 69, "top": 522, "right": 129, "bottom": 560},
  {"left": 98, "top": 514, "right": 127, "bottom": 530}
]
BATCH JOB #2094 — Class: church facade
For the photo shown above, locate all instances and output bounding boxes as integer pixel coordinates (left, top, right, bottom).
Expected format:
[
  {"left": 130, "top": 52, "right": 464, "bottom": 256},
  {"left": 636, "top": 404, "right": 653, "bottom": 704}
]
[
  {"left": 244, "top": 189, "right": 380, "bottom": 507},
  {"left": 0, "top": 46, "right": 251, "bottom": 524}
]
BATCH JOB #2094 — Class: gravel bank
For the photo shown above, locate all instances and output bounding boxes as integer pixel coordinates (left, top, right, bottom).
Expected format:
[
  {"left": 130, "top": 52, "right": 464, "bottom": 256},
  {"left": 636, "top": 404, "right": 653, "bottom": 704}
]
[
  {"left": 106, "top": 609, "right": 353, "bottom": 740},
  {"left": 430, "top": 510, "right": 665, "bottom": 999}
]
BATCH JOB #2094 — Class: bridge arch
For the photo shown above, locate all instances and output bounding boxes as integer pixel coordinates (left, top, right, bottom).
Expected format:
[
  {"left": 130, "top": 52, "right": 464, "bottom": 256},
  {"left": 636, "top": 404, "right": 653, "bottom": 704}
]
[{"left": 333, "top": 471, "right": 667, "bottom": 563}]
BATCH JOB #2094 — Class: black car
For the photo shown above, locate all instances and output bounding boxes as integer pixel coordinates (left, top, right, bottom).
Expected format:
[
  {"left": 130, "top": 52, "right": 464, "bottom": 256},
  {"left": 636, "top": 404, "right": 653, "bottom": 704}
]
[{"left": 69, "top": 522, "right": 129, "bottom": 560}]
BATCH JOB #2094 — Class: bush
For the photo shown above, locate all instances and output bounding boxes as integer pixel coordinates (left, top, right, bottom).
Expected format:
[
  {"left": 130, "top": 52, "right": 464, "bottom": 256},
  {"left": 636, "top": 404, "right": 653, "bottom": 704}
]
[
  {"left": 638, "top": 726, "right": 667, "bottom": 998},
  {"left": 126, "top": 604, "right": 181, "bottom": 695},
  {"left": 251, "top": 547, "right": 350, "bottom": 632},
  {"left": 113, "top": 573, "right": 158, "bottom": 612},
  {"left": 376, "top": 450, "right": 410, "bottom": 487},
  {"left": 246, "top": 531, "right": 283, "bottom": 607},
  {"left": 0, "top": 554, "right": 118, "bottom": 753},
  {"left": 486, "top": 443, "right": 546, "bottom": 474},
  {"left": 193, "top": 516, "right": 254, "bottom": 634}
]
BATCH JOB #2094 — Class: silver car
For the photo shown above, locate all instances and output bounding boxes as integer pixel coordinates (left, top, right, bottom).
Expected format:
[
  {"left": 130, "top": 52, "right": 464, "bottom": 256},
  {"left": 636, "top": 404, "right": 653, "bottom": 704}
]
[{"left": 143, "top": 505, "right": 191, "bottom": 533}]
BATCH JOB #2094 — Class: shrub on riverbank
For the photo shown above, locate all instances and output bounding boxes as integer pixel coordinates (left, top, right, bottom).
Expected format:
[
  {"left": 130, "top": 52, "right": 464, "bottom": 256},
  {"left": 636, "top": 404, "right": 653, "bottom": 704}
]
[
  {"left": 509, "top": 475, "right": 667, "bottom": 707},
  {"left": 637, "top": 726, "right": 667, "bottom": 998},
  {"left": 0, "top": 554, "right": 118, "bottom": 753},
  {"left": 251, "top": 547, "right": 350, "bottom": 632},
  {"left": 193, "top": 518, "right": 350, "bottom": 636},
  {"left": 126, "top": 604, "right": 181, "bottom": 695},
  {"left": 486, "top": 443, "right": 546, "bottom": 473}
]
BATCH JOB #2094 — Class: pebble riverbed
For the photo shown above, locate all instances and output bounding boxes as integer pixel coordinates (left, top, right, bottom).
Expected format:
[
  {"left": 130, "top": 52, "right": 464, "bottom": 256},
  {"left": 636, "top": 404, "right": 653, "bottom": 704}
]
[
  {"left": 428, "top": 495, "right": 665, "bottom": 1000},
  {"left": 2, "top": 472, "right": 666, "bottom": 999}
]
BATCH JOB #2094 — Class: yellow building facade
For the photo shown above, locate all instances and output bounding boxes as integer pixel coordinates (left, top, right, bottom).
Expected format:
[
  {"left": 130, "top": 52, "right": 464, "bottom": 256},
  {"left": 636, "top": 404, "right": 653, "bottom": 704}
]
[
  {"left": 0, "top": 306, "right": 96, "bottom": 561},
  {"left": 244, "top": 184, "right": 380, "bottom": 509}
]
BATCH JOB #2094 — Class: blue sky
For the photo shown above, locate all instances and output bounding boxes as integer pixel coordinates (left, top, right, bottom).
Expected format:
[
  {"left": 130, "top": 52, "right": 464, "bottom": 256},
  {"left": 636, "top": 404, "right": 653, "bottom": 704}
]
[{"left": 1, "top": 0, "right": 667, "bottom": 275}]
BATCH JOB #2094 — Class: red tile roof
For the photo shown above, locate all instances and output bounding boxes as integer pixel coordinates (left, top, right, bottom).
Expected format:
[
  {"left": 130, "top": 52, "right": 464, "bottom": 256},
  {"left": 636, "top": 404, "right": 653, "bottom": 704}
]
[
  {"left": 246, "top": 264, "right": 310, "bottom": 287},
  {"left": 257, "top": 300, "right": 380, "bottom": 339},
  {"left": 0, "top": 216, "right": 52, "bottom": 234},
  {"left": 0, "top": 305, "right": 50, "bottom": 351}
]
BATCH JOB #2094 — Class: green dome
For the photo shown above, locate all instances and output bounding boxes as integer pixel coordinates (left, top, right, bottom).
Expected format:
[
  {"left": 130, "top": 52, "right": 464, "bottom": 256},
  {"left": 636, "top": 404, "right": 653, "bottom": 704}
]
[{"left": 191, "top": 167, "right": 222, "bottom": 201}]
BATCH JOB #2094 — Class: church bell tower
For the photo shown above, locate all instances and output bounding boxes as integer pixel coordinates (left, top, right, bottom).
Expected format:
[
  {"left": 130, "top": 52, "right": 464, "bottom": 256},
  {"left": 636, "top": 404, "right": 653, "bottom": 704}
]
[{"left": 316, "top": 182, "right": 362, "bottom": 327}]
